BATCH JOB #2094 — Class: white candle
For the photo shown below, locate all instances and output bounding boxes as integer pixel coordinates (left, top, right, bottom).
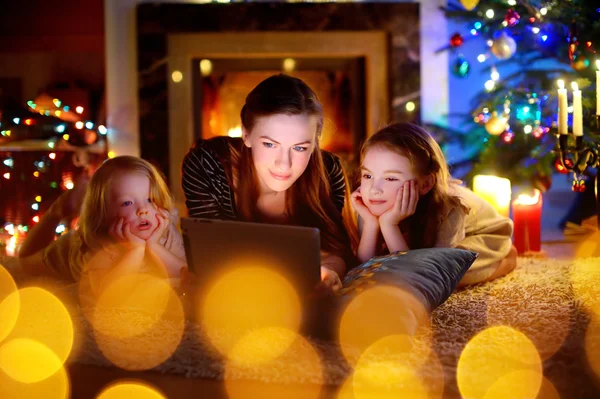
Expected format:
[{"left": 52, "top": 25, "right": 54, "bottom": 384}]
[
  {"left": 572, "top": 82, "right": 583, "bottom": 136},
  {"left": 557, "top": 79, "right": 568, "bottom": 134},
  {"left": 596, "top": 60, "right": 600, "bottom": 116}
]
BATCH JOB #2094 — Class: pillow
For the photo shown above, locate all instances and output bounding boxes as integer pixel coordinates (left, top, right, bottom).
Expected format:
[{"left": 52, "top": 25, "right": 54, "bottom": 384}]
[{"left": 338, "top": 248, "right": 478, "bottom": 312}]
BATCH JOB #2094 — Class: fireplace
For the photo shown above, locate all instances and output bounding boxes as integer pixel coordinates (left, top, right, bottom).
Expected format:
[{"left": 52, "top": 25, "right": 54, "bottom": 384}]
[
  {"left": 194, "top": 58, "right": 366, "bottom": 163},
  {"left": 137, "top": 2, "right": 420, "bottom": 203}
]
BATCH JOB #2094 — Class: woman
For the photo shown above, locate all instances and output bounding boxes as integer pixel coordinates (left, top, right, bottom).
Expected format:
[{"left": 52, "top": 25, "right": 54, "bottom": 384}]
[{"left": 181, "top": 74, "right": 355, "bottom": 293}]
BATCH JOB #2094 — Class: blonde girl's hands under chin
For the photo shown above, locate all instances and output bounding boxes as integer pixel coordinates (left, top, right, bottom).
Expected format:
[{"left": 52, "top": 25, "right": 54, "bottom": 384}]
[
  {"left": 379, "top": 180, "right": 419, "bottom": 227},
  {"left": 108, "top": 217, "right": 146, "bottom": 250},
  {"left": 351, "top": 189, "right": 378, "bottom": 227},
  {"left": 146, "top": 209, "right": 169, "bottom": 245}
]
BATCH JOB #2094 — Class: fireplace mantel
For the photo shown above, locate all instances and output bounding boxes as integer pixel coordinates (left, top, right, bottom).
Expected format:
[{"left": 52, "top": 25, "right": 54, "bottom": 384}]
[
  {"left": 104, "top": 0, "right": 449, "bottom": 170},
  {"left": 167, "top": 31, "right": 388, "bottom": 201}
]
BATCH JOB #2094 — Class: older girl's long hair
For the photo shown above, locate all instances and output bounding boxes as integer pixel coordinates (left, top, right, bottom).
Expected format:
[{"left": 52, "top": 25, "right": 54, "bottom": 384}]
[
  {"left": 229, "top": 74, "right": 354, "bottom": 263},
  {"left": 79, "top": 156, "right": 173, "bottom": 250},
  {"left": 360, "top": 123, "right": 468, "bottom": 250}
]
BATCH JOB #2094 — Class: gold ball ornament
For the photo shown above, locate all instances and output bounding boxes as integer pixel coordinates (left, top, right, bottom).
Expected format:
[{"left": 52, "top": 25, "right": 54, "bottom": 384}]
[
  {"left": 460, "top": 0, "right": 479, "bottom": 10},
  {"left": 485, "top": 114, "right": 508, "bottom": 135},
  {"left": 491, "top": 32, "right": 517, "bottom": 60}
]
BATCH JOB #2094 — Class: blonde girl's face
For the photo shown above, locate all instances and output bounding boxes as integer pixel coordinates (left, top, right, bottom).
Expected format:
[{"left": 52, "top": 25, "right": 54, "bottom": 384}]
[
  {"left": 359, "top": 146, "right": 418, "bottom": 216},
  {"left": 106, "top": 171, "right": 160, "bottom": 240},
  {"left": 243, "top": 113, "right": 317, "bottom": 194}
]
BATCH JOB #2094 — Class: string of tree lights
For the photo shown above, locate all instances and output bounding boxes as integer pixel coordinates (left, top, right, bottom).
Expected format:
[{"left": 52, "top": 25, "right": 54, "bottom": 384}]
[
  {"left": 0, "top": 94, "right": 107, "bottom": 253},
  {"left": 439, "top": 0, "right": 599, "bottom": 193}
]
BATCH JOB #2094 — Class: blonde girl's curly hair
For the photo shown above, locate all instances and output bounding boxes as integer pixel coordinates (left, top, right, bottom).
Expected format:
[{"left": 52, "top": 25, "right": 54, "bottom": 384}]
[{"left": 78, "top": 156, "right": 172, "bottom": 249}]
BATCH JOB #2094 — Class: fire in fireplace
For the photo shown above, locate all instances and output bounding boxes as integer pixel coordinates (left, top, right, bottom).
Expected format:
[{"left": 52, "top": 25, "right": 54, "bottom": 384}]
[{"left": 193, "top": 57, "right": 366, "bottom": 164}]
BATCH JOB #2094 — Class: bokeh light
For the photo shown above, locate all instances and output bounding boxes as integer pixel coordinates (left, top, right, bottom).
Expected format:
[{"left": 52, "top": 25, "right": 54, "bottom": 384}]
[
  {"left": 585, "top": 313, "right": 600, "bottom": 381},
  {"left": 228, "top": 327, "right": 298, "bottom": 366},
  {"left": 348, "top": 334, "right": 442, "bottom": 399},
  {"left": 574, "top": 231, "right": 600, "bottom": 259},
  {"left": 353, "top": 359, "right": 427, "bottom": 399},
  {"left": 0, "top": 265, "right": 19, "bottom": 343},
  {"left": 457, "top": 326, "right": 542, "bottom": 399},
  {"left": 537, "top": 376, "right": 561, "bottom": 399},
  {"left": 96, "top": 381, "right": 166, "bottom": 399},
  {"left": 78, "top": 245, "right": 170, "bottom": 319},
  {"left": 338, "top": 285, "right": 430, "bottom": 366},
  {"left": 0, "top": 355, "right": 69, "bottom": 399},
  {"left": 482, "top": 369, "right": 544, "bottom": 399},
  {"left": 2, "top": 287, "right": 73, "bottom": 380},
  {"left": 225, "top": 330, "right": 322, "bottom": 399},
  {"left": 200, "top": 266, "right": 301, "bottom": 358},
  {"left": 486, "top": 282, "right": 570, "bottom": 360},
  {"left": 92, "top": 273, "right": 174, "bottom": 338},
  {"left": 91, "top": 274, "right": 184, "bottom": 370},
  {"left": 571, "top": 256, "right": 600, "bottom": 315},
  {"left": 0, "top": 338, "right": 64, "bottom": 383}
]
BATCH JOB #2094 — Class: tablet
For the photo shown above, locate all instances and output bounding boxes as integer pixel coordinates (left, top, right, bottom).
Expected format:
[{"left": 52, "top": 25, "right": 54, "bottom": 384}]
[{"left": 181, "top": 218, "right": 321, "bottom": 297}]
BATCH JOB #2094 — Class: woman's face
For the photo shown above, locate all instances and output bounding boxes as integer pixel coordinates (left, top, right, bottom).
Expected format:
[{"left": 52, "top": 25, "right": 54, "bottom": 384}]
[{"left": 243, "top": 113, "right": 317, "bottom": 194}]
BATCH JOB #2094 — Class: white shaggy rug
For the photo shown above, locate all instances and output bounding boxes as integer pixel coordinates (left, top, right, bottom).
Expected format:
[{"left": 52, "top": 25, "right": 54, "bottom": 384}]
[{"left": 1, "top": 254, "right": 598, "bottom": 398}]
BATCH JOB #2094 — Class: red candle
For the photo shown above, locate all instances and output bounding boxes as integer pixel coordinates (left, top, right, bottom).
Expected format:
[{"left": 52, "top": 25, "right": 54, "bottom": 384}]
[{"left": 512, "top": 190, "right": 542, "bottom": 254}]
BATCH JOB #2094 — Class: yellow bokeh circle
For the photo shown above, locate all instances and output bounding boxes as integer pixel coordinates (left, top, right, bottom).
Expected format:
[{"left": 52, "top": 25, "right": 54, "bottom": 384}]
[
  {"left": 2, "top": 287, "right": 73, "bottom": 376},
  {"left": 457, "top": 326, "right": 542, "bottom": 399},
  {"left": 0, "top": 338, "right": 64, "bottom": 383},
  {"left": 225, "top": 329, "right": 322, "bottom": 399},
  {"left": 338, "top": 285, "right": 429, "bottom": 366},
  {"left": 96, "top": 381, "right": 166, "bottom": 399},
  {"left": 0, "top": 265, "right": 19, "bottom": 343},
  {"left": 200, "top": 267, "right": 301, "bottom": 358},
  {"left": 0, "top": 349, "right": 69, "bottom": 399},
  {"left": 93, "top": 275, "right": 185, "bottom": 371}
]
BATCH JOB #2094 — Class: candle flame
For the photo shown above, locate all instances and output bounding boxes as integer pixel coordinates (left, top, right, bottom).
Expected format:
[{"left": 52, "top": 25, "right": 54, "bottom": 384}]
[
  {"left": 557, "top": 80, "right": 565, "bottom": 90},
  {"left": 572, "top": 82, "right": 579, "bottom": 91},
  {"left": 514, "top": 189, "right": 541, "bottom": 205}
]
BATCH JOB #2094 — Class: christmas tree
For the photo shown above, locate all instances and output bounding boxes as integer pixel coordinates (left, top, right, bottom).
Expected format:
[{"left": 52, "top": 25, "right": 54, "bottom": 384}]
[
  {"left": 440, "top": 0, "right": 599, "bottom": 193},
  {"left": 0, "top": 91, "right": 107, "bottom": 253}
]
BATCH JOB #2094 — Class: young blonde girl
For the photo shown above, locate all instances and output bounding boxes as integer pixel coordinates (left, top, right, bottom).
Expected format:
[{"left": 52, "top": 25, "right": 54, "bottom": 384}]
[
  {"left": 351, "top": 123, "right": 516, "bottom": 286},
  {"left": 19, "top": 156, "right": 186, "bottom": 291}
]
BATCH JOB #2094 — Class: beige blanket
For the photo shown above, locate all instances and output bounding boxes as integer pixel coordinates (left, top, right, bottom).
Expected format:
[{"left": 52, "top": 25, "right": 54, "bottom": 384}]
[{"left": 452, "top": 184, "right": 514, "bottom": 283}]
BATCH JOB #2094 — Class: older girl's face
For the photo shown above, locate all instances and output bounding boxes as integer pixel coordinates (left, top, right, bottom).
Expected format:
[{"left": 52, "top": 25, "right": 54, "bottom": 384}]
[
  {"left": 243, "top": 113, "right": 317, "bottom": 194},
  {"left": 359, "top": 147, "right": 418, "bottom": 216}
]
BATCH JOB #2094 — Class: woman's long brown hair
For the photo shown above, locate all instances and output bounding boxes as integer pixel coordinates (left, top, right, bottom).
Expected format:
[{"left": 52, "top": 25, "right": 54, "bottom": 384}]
[
  {"left": 359, "top": 123, "right": 469, "bottom": 250},
  {"left": 228, "top": 74, "right": 355, "bottom": 266}
]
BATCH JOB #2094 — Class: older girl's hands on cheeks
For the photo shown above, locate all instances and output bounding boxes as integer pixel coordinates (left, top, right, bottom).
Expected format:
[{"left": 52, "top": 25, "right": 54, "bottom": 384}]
[
  {"left": 351, "top": 189, "right": 378, "bottom": 227},
  {"left": 108, "top": 217, "right": 146, "bottom": 250},
  {"left": 379, "top": 179, "right": 419, "bottom": 227}
]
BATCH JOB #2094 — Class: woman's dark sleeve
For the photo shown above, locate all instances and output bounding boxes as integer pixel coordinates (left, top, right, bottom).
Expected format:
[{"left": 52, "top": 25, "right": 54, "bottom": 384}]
[{"left": 181, "top": 140, "right": 226, "bottom": 219}]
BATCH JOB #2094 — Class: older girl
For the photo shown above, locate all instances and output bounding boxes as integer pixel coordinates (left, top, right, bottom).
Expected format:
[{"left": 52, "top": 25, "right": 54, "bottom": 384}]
[{"left": 351, "top": 123, "right": 516, "bottom": 286}]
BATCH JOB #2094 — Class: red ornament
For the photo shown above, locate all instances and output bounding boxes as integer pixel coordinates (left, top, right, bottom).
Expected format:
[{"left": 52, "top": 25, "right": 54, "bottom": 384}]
[
  {"left": 450, "top": 33, "right": 464, "bottom": 47},
  {"left": 568, "top": 22, "right": 578, "bottom": 61},
  {"left": 529, "top": 17, "right": 536, "bottom": 23},
  {"left": 505, "top": 9, "right": 520, "bottom": 27},
  {"left": 554, "top": 158, "right": 573, "bottom": 174},
  {"left": 572, "top": 179, "right": 586, "bottom": 192},
  {"left": 501, "top": 131, "right": 514, "bottom": 143},
  {"left": 532, "top": 126, "right": 545, "bottom": 139}
]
